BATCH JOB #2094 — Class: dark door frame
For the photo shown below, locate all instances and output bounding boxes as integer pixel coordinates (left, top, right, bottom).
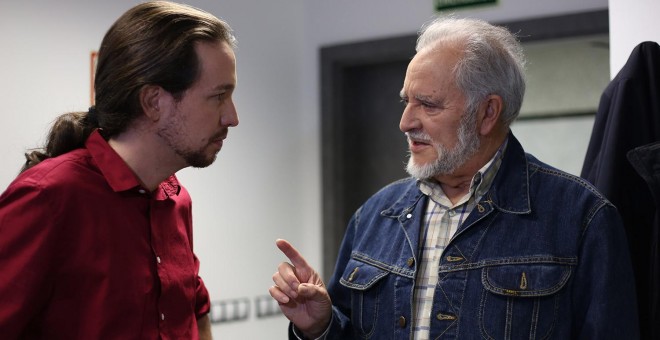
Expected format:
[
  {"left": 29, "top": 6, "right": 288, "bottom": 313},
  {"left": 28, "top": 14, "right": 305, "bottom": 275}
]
[{"left": 320, "top": 9, "right": 609, "bottom": 280}]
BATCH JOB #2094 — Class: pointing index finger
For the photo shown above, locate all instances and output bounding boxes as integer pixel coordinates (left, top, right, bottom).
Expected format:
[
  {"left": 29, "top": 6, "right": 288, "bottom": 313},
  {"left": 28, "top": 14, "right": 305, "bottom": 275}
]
[{"left": 276, "top": 239, "right": 311, "bottom": 271}]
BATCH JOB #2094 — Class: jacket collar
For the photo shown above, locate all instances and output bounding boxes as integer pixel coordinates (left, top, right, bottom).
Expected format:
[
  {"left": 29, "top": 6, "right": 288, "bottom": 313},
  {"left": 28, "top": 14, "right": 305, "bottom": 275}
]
[
  {"left": 486, "top": 132, "right": 531, "bottom": 214},
  {"left": 382, "top": 132, "right": 531, "bottom": 217}
]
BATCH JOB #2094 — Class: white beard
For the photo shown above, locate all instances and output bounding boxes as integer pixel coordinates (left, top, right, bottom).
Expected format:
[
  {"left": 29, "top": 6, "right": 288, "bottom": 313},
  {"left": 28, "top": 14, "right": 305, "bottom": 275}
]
[{"left": 405, "top": 111, "right": 480, "bottom": 179}]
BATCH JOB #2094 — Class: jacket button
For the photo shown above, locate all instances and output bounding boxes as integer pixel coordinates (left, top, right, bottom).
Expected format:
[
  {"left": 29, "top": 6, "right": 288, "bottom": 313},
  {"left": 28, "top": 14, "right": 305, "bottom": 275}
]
[
  {"left": 347, "top": 267, "right": 359, "bottom": 282},
  {"left": 398, "top": 316, "right": 406, "bottom": 328},
  {"left": 406, "top": 257, "right": 415, "bottom": 267}
]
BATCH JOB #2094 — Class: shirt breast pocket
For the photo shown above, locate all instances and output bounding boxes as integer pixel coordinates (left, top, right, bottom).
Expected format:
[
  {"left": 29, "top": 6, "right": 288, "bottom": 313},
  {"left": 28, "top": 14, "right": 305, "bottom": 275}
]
[
  {"left": 339, "top": 258, "right": 388, "bottom": 338},
  {"left": 479, "top": 263, "right": 572, "bottom": 340}
]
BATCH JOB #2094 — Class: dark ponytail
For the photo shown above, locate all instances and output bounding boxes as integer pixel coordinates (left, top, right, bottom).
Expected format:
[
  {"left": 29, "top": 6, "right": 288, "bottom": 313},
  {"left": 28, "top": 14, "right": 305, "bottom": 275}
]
[{"left": 21, "top": 109, "right": 98, "bottom": 173}]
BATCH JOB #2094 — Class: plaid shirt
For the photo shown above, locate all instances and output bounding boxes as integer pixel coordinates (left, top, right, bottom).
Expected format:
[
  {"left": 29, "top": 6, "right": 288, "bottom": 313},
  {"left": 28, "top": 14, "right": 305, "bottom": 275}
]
[{"left": 412, "top": 143, "right": 506, "bottom": 339}]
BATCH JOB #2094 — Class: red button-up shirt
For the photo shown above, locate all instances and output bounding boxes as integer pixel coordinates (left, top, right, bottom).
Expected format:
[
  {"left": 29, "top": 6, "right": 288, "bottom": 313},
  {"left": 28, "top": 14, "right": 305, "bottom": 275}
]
[{"left": 0, "top": 130, "right": 210, "bottom": 339}]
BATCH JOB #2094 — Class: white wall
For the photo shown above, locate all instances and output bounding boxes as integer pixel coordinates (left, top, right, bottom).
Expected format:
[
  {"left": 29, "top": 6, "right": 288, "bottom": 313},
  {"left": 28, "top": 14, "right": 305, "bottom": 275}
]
[
  {"left": 0, "top": 0, "right": 610, "bottom": 338},
  {"left": 609, "top": 0, "right": 660, "bottom": 76}
]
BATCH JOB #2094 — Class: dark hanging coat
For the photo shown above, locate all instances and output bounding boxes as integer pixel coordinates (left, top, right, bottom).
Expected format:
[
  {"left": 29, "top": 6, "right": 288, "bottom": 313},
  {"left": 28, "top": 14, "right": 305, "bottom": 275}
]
[{"left": 581, "top": 41, "right": 660, "bottom": 340}]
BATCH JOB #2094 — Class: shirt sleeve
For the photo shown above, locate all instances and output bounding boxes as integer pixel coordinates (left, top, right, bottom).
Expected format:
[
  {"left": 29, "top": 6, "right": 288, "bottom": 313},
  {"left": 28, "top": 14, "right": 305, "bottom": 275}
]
[
  {"left": 193, "top": 253, "right": 211, "bottom": 319},
  {"left": 185, "top": 190, "right": 210, "bottom": 319},
  {"left": 0, "top": 181, "right": 59, "bottom": 338}
]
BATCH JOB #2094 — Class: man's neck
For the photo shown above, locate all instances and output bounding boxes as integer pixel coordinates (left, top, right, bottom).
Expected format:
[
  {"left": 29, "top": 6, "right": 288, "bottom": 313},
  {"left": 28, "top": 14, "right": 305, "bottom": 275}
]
[
  {"left": 433, "top": 132, "right": 507, "bottom": 205},
  {"left": 437, "top": 178, "right": 473, "bottom": 205},
  {"left": 108, "top": 126, "right": 185, "bottom": 192}
]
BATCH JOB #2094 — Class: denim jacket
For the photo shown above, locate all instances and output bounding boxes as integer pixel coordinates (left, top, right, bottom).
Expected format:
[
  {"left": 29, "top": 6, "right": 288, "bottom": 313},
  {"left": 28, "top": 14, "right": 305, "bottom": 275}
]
[{"left": 320, "top": 134, "right": 639, "bottom": 340}]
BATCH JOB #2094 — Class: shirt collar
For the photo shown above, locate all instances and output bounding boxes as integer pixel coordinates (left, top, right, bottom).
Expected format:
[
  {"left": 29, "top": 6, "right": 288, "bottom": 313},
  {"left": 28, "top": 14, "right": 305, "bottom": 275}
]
[
  {"left": 85, "top": 130, "right": 181, "bottom": 199},
  {"left": 419, "top": 139, "right": 508, "bottom": 207},
  {"left": 157, "top": 175, "right": 182, "bottom": 199}
]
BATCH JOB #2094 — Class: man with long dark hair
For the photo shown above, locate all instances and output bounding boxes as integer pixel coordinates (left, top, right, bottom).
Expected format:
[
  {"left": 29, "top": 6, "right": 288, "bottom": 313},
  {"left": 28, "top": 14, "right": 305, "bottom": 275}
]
[{"left": 0, "top": 2, "right": 238, "bottom": 338}]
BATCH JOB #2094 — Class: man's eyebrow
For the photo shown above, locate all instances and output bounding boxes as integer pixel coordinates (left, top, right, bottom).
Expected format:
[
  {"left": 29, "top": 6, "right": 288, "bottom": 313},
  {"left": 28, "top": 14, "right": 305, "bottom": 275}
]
[
  {"left": 414, "top": 94, "right": 437, "bottom": 102},
  {"left": 213, "top": 84, "right": 235, "bottom": 92},
  {"left": 405, "top": 93, "right": 439, "bottom": 105},
  {"left": 399, "top": 90, "right": 438, "bottom": 102}
]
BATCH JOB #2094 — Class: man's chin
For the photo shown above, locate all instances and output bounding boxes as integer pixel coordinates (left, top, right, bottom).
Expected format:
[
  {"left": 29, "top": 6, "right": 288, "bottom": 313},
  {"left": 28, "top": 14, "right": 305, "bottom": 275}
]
[
  {"left": 187, "top": 153, "right": 217, "bottom": 168},
  {"left": 406, "top": 159, "right": 439, "bottom": 180}
]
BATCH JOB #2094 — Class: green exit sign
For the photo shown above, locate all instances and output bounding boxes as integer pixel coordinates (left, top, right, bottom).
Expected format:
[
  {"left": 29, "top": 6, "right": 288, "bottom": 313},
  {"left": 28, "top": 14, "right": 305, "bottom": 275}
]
[{"left": 435, "top": 0, "right": 497, "bottom": 10}]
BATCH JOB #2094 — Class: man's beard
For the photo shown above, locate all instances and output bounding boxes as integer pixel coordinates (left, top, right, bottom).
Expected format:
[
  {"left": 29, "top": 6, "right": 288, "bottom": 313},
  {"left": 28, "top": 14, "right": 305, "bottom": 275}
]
[
  {"left": 157, "top": 111, "right": 222, "bottom": 169},
  {"left": 405, "top": 111, "right": 480, "bottom": 179},
  {"left": 180, "top": 147, "right": 218, "bottom": 168},
  {"left": 168, "top": 132, "right": 223, "bottom": 169}
]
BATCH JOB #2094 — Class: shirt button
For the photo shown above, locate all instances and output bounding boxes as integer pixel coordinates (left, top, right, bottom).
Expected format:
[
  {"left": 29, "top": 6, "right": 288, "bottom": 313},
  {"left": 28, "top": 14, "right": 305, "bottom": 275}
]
[
  {"left": 398, "top": 316, "right": 406, "bottom": 328},
  {"left": 448, "top": 210, "right": 456, "bottom": 217},
  {"left": 406, "top": 257, "right": 415, "bottom": 267},
  {"left": 156, "top": 256, "right": 161, "bottom": 264},
  {"left": 138, "top": 189, "right": 146, "bottom": 194},
  {"left": 406, "top": 213, "right": 412, "bottom": 219},
  {"left": 161, "top": 313, "right": 165, "bottom": 321}
]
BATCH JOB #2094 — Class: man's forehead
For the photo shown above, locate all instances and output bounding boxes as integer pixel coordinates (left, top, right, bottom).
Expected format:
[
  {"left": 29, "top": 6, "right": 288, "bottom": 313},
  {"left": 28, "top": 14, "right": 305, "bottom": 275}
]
[{"left": 194, "top": 41, "right": 236, "bottom": 88}]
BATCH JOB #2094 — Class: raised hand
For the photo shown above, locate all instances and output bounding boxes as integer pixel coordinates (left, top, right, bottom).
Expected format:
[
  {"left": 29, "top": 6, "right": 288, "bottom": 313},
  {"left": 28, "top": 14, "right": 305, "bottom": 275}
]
[{"left": 269, "top": 239, "right": 333, "bottom": 338}]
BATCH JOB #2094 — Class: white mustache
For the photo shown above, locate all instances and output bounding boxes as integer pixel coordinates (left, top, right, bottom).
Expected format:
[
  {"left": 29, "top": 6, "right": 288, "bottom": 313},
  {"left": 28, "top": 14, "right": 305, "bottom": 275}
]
[{"left": 405, "top": 130, "right": 432, "bottom": 143}]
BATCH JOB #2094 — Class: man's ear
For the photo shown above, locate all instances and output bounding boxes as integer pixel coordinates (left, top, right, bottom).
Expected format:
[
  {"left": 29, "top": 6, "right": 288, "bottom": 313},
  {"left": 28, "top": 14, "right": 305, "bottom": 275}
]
[
  {"left": 478, "top": 94, "right": 503, "bottom": 136},
  {"left": 139, "top": 85, "right": 164, "bottom": 122}
]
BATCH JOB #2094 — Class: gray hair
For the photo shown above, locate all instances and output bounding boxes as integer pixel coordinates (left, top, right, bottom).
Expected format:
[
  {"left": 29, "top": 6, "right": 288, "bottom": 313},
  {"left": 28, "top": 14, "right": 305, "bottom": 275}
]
[{"left": 416, "top": 17, "right": 526, "bottom": 126}]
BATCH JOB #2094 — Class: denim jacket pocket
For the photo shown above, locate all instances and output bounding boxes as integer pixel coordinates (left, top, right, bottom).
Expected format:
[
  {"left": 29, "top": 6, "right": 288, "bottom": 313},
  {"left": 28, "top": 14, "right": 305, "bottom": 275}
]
[
  {"left": 339, "top": 258, "right": 389, "bottom": 338},
  {"left": 479, "top": 262, "right": 572, "bottom": 340}
]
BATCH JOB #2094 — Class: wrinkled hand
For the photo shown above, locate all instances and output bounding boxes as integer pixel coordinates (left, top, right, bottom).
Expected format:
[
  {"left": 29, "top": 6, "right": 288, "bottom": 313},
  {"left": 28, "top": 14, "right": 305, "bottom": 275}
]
[{"left": 269, "top": 239, "right": 332, "bottom": 338}]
